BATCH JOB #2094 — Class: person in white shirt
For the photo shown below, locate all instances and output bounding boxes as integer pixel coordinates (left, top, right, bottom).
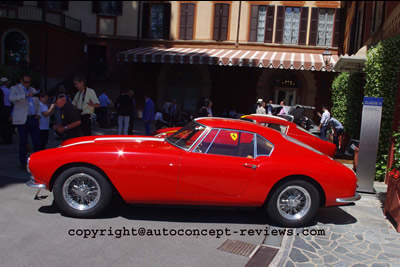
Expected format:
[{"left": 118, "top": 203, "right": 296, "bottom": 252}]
[
  {"left": 318, "top": 105, "right": 331, "bottom": 141},
  {"left": 256, "top": 101, "right": 266, "bottom": 114}
]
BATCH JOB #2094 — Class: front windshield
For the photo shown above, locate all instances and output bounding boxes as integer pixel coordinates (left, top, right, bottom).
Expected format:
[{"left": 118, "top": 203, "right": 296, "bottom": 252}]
[{"left": 166, "top": 121, "right": 207, "bottom": 150}]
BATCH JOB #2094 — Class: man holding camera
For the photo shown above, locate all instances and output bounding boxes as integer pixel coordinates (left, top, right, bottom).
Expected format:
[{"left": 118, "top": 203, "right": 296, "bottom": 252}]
[{"left": 71, "top": 75, "right": 100, "bottom": 136}]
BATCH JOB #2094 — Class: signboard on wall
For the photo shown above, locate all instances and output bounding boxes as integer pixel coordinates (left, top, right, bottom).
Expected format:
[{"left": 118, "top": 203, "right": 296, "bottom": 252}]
[{"left": 356, "top": 97, "right": 383, "bottom": 193}]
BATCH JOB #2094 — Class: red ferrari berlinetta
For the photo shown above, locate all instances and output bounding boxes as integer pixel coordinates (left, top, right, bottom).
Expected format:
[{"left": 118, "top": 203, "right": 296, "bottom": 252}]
[{"left": 27, "top": 118, "right": 359, "bottom": 227}]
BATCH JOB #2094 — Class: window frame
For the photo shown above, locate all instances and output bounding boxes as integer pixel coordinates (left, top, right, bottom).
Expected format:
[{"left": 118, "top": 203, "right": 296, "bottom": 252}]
[{"left": 92, "top": 1, "right": 122, "bottom": 16}]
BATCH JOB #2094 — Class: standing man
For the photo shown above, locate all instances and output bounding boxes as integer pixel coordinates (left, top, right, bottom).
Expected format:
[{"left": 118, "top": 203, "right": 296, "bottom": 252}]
[
  {"left": 98, "top": 90, "right": 110, "bottom": 128},
  {"left": 143, "top": 92, "right": 155, "bottom": 136},
  {"left": 72, "top": 75, "right": 100, "bottom": 136},
  {"left": 9, "top": 73, "right": 41, "bottom": 170},
  {"left": 53, "top": 93, "right": 83, "bottom": 141},
  {"left": 318, "top": 105, "right": 331, "bottom": 141},
  {"left": 0, "top": 77, "right": 13, "bottom": 144},
  {"left": 128, "top": 89, "right": 137, "bottom": 135}
]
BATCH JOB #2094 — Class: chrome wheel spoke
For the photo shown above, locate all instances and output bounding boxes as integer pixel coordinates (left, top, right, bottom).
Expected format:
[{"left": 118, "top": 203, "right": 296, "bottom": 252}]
[
  {"left": 277, "top": 186, "right": 311, "bottom": 221},
  {"left": 62, "top": 173, "right": 101, "bottom": 211}
]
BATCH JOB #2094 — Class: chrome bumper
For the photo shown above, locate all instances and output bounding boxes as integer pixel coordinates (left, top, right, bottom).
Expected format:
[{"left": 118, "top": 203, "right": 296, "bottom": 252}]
[
  {"left": 26, "top": 178, "right": 46, "bottom": 189},
  {"left": 336, "top": 193, "right": 361, "bottom": 203}
]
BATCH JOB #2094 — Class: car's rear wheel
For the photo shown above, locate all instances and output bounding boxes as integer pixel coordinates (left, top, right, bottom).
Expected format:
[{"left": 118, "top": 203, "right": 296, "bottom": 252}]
[
  {"left": 53, "top": 167, "right": 112, "bottom": 218},
  {"left": 266, "top": 180, "right": 319, "bottom": 227}
]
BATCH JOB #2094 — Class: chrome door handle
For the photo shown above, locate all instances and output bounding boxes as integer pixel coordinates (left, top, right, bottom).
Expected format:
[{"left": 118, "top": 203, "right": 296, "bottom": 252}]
[{"left": 243, "top": 163, "right": 257, "bottom": 169}]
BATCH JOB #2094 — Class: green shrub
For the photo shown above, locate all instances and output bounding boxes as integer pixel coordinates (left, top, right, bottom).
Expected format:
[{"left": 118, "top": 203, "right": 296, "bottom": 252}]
[
  {"left": 364, "top": 35, "right": 400, "bottom": 181},
  {"left": 0, "top": 65, "right": 41, "bottom": 89},
  {"left": 331, "top": 72, "right": 364, "bottom": 139}
]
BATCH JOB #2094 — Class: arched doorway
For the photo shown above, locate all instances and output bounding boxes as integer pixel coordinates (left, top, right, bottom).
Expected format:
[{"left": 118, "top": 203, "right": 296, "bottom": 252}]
[
  {"left": 2, "top": 30, "right": 28, "bottom": 67},
  {"left": 272, "top": 71, "right": 303, "bottom": 105}
]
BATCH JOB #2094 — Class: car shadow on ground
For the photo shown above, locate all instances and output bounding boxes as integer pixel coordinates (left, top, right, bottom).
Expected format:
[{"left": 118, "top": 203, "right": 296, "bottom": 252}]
[{"left": 38, "top": 195, "right": 358, "bottom": 227}]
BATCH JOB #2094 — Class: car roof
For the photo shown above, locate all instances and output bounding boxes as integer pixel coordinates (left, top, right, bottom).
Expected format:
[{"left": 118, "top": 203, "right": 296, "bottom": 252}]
[
  {"left": 241, "top": 114, "right": 292, "bottom": 125},
  {"left": 195, "top": 117, "right": 283, "bottom": 137}
]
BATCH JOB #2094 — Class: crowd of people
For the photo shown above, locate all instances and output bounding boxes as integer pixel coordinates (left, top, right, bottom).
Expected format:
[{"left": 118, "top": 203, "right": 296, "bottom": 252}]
[{"left": 0, "top": 72, "right": 346, "bottom": 170}]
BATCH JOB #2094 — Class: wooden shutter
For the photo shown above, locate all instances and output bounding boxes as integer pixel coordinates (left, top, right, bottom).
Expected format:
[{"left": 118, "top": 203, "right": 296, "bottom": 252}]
[
  {"left": 308, "top": 7, "right": 318, "bottom": 46},
  {"left": 249, "top": 5, "right": 259, "bottom": 42},
  {"left": 332, "top": 8, "right": 341, "bottom": 47},
  {"left": 298, "top": 7, "right": 308, "bottom": 45},
  {"left": 213, "top": 4, "right": 221, "bottom": 41},
  {"left": 179, "top": 3, "right": 195, "bottom": 40},
  {"left": 275, "top": 6, "right": 284, "bottom": 44},
  {"left": 141, "top": 3, "right": 150, "bottom": 39},
  {"left": 220, "top": 4, "right": 229, "bottom": 41},
  {"left": 264, "top": 5, "right": 275, "bottom": 43},
  {"left": 163, "top": 3, "right": 171, "bottom": 39},
  {"left": 186, "top": 4, "right": 195, "bottom": 40}
]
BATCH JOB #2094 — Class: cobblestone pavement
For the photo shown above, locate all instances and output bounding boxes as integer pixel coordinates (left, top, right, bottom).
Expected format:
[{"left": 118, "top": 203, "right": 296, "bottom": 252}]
[{"left": 271, "top": 183, "right": 400, "bottom": 267}]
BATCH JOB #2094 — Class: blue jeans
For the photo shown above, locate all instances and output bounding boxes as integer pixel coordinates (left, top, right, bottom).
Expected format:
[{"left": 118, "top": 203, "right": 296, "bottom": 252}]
[
  {"left": 144, "top": 121, "right": 152, "bottom": 136},
  {"left": 320, "top": 126, "right": 328, "bottom": 141},
  {"left": 16, "top": 116, "right": 41, "bottom": 166}
]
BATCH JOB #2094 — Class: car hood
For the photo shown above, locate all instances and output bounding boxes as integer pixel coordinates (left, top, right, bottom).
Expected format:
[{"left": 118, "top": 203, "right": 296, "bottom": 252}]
[{"left": 60, "top": 135, "right": 165, "bottom": 148}]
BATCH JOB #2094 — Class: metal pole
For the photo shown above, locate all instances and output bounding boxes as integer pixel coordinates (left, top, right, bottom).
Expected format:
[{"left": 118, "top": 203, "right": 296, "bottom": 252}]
[{"left": 235, "top": 1, "right": 242, "bottom": 48}]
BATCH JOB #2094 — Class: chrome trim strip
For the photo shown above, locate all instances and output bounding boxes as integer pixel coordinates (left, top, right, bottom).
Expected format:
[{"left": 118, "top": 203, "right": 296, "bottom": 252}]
[
  {"left": 26, "top": 178, "right": 46, "bottom": 189},
  {"left": 336, "top": 193, "right": 361, "bottom": 203}
]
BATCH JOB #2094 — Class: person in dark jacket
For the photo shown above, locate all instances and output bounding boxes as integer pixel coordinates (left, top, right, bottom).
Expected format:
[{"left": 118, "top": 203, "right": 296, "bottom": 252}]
[
  {"left": 115, "top": 89, "right": 133, "bottom": 135},
  {"left": 53, "top": 93, "right": 83, "bottom": 141}
]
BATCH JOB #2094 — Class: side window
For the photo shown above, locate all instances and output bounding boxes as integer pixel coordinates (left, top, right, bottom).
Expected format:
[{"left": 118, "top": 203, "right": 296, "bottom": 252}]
[
  {"left": 256, "top": 135, "right": 274, "bottom": 156},
  {"left": 194, "top": 129, "right": 219, "bottom": 153},
  {"left": 199, "top": 129, "right": 255, "bottom": 158},
  {"left": 266, "top": 123, "right": 287, "bottom": 134}
]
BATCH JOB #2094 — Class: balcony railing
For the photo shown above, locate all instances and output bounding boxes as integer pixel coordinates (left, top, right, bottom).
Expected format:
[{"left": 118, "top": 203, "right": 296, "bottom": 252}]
[{"left": 0, "top": 5, "right": 81, "bottom": 33}]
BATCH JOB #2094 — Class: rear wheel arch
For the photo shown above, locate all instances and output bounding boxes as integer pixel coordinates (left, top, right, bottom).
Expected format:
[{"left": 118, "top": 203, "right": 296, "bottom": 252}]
[{"left": 265, "top": 175, "right": 326, "bottom": 207}]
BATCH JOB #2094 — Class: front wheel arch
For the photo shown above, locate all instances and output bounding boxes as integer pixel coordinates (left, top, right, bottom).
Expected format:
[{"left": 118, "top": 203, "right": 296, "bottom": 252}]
[{"left": 49, "top": 162, "right": 115, "bottom": 192}]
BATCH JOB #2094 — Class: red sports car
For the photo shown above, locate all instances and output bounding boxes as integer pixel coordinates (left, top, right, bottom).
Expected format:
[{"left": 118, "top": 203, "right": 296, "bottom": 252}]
[
  {"left": 241, "top": 114, "right": 337, "bottom": 157},
  {"left": 27, "top": 118, "right": 359, "bottom": 227}
]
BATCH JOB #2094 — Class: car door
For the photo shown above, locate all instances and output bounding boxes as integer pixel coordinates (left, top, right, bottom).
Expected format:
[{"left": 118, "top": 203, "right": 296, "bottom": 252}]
[{"left": 178, "top": 129, "right": 259, "bottom": 196}]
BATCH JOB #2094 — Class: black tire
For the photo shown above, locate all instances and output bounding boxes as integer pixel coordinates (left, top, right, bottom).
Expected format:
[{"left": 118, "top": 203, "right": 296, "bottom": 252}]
[
  {"left": 266, "top": 180, "right": 319, "bottom": 227},
  {"left": 53, "top": 166, "right": 113, "bottom": 218}
]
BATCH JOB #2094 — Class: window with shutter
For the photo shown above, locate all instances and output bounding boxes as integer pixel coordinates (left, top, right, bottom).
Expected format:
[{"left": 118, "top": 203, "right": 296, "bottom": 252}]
[
  {"left": 142, "top": 3, "right": 171, "bottom": 40},
  {"left": 213, "top": 3, "right": 229, "bottom": 41},
  {"left": 317, "top": 8, "right": 335, "bottom": 46},
  {"left": 283, "top": 7, "right": 300, "bottom": 44},
  {"left": 249, "top": 5, "right": 275, "bottom": 43},
  {"left": 179, "top": 3, "right": 195, "bottom": 40}
]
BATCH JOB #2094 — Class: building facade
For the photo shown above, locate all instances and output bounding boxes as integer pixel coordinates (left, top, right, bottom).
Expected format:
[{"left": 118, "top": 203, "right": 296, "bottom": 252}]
[
  {"left": 338, "top": 1, "right": 400, "bottom": 174},
  {"left": 0, "top": 1, "right": 341, "bottom": 117}
]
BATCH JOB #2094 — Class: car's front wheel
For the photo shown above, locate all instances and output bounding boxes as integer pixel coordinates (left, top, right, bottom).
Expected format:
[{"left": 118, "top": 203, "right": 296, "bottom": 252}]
[
  {"left": 53, "top": 167, "right": 112, "bottom": 218},
  {"left": 266, "top": 180, "right": 320, "bottom": 227}
]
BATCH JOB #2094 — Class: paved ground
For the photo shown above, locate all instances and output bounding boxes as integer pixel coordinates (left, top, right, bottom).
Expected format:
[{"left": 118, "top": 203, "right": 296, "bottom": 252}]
[{"left": 0, "top": 121, "right": 399, "bottom": 266}]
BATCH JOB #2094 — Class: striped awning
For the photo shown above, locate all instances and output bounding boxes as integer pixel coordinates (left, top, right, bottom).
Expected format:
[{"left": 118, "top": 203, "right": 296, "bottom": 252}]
[{"left": 117, "top": 47, "right": 339, "bottom": 71}]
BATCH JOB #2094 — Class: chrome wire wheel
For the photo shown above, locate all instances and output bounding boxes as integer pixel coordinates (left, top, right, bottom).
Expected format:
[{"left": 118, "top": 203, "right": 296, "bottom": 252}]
[
  {"left": 277, "top": 185, "right": 311, "bottom": 221},
  {"left": 62, "top": 173, "right": 101, "bottom": 211}
]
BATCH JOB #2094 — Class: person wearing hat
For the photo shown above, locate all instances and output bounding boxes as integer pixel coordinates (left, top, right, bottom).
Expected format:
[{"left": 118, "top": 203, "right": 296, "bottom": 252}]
[
  {"left": 53, "top": 92, "right": 83, "bottom": 141},
  {"left": 9, "top": 72, "right": 41, "bottom": 169},
  {"left": 0, "top": 77, "right": 13, "bottom": 144}
]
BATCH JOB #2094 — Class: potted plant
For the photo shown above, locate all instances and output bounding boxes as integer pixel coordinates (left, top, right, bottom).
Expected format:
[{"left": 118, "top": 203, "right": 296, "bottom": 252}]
[{"left": 384, "top": 129, "right": 400, "bottom": 232}]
